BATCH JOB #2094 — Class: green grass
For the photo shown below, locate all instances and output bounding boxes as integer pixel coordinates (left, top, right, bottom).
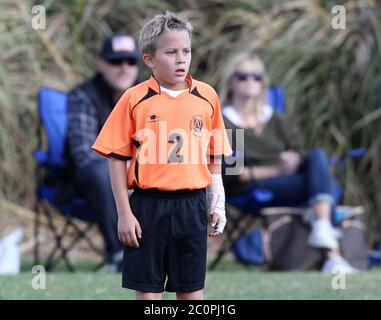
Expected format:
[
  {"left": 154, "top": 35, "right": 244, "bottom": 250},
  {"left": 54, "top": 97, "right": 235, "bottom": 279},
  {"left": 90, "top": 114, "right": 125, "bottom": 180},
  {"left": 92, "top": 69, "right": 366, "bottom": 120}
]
[{"left": 1, "top": 260, "right": 381, "bottom": 300}]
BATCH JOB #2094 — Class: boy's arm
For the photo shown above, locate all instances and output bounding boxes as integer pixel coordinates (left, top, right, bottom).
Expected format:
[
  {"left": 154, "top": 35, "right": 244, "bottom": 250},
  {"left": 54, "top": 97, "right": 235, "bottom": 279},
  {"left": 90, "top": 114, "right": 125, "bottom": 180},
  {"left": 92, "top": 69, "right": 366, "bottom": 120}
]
[
  {"left": 207, "top": 157, "right": 226, "bottom": 237},
  {"left": 108, "top": 158, "right": 142, "bottom": 248}
]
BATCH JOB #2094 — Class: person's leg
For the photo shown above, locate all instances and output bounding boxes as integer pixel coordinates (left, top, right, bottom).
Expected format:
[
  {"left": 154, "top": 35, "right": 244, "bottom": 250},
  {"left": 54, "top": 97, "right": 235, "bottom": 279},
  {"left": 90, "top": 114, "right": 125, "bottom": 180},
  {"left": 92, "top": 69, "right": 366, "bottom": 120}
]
[
  {"left": 245, "top": 173, "right": 307, "bottom": 214},
  {"left": 136, "top": 291, "right": 162, "bottom": 300},
  {"left": 313, "top": 202, "right": 331, "bottom": 220},
  {"left": 176, "top": 290, "right": 204, "bottom": 300},
  {"left": 75, "top": 159, "right": 122, "bottom": 262},
  {"left": 301, "top": 149, "right": 339, "bottom": 250},
  {"left": 303, "top": 149, "right": 336, "bottom": 219},
  {"left": 302, "top": 150, "right": 359, "bottom": 271},
  {"left": 122, "top": 189, "right": 168, "bottom": 296},
  {"left": 165, "top": 190, "right": 208, "bottom": 298},
  {"left": 246, "top": 153, "right": 337, "bottom": 250}
]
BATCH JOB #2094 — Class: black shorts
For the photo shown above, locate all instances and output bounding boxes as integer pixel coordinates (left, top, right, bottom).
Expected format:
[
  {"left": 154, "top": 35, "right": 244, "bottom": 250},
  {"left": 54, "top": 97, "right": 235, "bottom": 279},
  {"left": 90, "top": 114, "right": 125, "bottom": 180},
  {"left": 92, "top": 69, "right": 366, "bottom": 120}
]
[{"left": 122, "top": 187, "right": 208, "bottom": 293}]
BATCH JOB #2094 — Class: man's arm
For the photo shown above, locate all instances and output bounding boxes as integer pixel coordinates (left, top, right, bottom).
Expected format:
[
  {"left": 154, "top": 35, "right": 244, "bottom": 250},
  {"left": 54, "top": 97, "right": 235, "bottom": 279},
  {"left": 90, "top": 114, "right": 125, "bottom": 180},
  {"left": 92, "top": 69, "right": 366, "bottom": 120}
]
[
  {"left": 108, "top": 158, "right": 141, "bottom": 248},
  {"left": 67, "top": 90, "right": 101, "bottom": 169}
]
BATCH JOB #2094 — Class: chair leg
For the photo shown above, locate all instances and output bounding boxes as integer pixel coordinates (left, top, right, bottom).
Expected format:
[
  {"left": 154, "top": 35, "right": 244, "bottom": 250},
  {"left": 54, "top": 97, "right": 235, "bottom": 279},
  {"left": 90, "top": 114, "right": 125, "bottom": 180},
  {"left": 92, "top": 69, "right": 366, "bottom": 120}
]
[
  {"left": 34, "top": 200, "right": 42, "bottom": 266},
  {"left": 61, "top": 248, "right": 75, "bottom": 272},
  {"left": 45, "top": 218, "right": 102, "bottom": 272},
  {"left": 46, "top": 249, "right": 76, "bottom": 272},
  {"left": 45, "top": 216, "right": 72, "bottom": 271},
  {"left": 209, "top": 205, "right": 261, "bottom": 270},
  {"left": 39, "top": 200, "right": 107, "bottom": 272},
  {"left": 209, "top": 245, "right": 230, "bottom": 270},
  {"left": 69, "top": 221, "right": 105, "bottom": 257},
  {"left": 51, "top": 219, "right": 105, "bottom": 271},
  {"left": 93, "top": 259, "right": 108, "bottom": 271}
]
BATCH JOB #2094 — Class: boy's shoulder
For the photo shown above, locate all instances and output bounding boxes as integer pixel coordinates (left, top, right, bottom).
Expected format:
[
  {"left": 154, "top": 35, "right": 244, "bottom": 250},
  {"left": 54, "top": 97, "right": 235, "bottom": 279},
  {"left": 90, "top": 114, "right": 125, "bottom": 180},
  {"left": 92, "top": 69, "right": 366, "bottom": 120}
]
[
  {"left": 191, "top": 78, "right": 218, "bottom": 98},
  {"left": 123, "top": 77, "right": 219, "bottom": 106},
  {"left": 121, "top": 79, "right": 155, "bottom": 106}
]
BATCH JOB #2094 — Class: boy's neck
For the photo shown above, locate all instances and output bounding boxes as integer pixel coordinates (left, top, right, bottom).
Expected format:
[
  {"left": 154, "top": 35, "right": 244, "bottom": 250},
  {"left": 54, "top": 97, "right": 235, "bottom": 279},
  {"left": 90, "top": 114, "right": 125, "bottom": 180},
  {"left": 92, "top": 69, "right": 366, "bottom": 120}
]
[
  {"left": 160, "top": 85, "right": 188, "bottom": 92},
  {"left": 153, "top": 75, "right": 189, "bottom": 91},
  {"left": 160, "top": 81, "right": 189, "bottom": 91},
  {"left": 160, "top": 85, "right": 188, "bottom": 97}
]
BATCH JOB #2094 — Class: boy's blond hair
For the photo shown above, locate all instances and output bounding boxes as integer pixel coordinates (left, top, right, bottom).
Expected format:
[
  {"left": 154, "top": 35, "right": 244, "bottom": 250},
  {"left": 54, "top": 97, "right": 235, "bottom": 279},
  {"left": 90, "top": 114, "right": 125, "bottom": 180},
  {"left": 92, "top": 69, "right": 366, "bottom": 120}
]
[{"left": 139, "top": 11, "right": 193, "bottom": 56}]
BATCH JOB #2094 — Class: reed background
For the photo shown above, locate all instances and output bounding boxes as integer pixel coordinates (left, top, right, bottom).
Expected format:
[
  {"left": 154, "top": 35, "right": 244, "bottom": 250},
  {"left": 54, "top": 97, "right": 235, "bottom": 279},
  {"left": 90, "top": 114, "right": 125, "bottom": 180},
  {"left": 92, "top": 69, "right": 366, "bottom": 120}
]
[{"left": 0, "top": 0, "right": 380, "bottom": 245}]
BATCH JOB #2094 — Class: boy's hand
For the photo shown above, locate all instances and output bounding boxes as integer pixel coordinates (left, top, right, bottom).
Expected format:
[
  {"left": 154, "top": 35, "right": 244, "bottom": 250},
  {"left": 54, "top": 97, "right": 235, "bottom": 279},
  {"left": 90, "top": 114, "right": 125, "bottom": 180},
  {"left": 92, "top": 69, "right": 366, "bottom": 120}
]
[
  {"left": 209, "top": 212, "right": 223, "bottom": 237},
  {"left": 206, "top": 174, "right": 227, "bottom": 236},
  {"left": 118, "top": 213, "right": 142, "bottom": 248}
]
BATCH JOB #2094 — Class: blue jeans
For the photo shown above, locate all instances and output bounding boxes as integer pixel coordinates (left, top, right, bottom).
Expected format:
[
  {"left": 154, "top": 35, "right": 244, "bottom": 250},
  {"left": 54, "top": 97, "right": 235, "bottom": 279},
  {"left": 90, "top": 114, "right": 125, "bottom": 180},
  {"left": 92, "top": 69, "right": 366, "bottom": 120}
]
[
  {"left": 228, "top": 149, "right": 337, "bottom": 215},
  {"left": 75, "top": 159, "right": 122, "bottom": 260}
]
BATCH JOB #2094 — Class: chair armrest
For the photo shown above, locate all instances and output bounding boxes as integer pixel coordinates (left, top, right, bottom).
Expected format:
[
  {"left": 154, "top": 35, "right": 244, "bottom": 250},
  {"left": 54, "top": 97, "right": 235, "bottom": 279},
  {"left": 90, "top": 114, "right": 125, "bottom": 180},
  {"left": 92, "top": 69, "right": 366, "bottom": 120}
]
[
  {"left": 33, "top": 150, "right": 67, "bottom": 168},
  {"left": 33, "top": 150, "right": 48, "bottom": 165},
  {"left": 329, "top": 148, "right": 367, "bottom": 166}
]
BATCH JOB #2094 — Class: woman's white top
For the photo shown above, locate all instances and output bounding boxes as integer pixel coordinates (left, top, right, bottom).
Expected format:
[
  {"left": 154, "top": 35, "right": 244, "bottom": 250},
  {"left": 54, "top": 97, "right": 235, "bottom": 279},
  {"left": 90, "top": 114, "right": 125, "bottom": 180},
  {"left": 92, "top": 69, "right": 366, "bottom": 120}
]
[{"left": 222, "top": 104, "right": 274, "bottom": 127}]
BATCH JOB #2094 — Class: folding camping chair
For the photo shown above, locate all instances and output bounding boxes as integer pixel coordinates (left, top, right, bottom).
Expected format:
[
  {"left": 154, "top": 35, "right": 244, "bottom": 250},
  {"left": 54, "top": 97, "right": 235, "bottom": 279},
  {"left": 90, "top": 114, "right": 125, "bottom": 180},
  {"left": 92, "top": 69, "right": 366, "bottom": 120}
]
[
  {"left": 208, "top": 86, "right": 367, "bottom": 270},
  {"left": 33, "top": 87, "right": 106, "bottom": 271}
]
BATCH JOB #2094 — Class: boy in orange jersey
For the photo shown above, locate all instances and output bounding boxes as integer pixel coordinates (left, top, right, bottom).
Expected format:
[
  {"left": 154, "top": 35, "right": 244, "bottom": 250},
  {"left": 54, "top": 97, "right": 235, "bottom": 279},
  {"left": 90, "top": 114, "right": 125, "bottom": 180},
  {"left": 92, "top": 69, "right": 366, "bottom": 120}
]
[{"left": 92, "top": 11, "right": 232, "bottom": 300}]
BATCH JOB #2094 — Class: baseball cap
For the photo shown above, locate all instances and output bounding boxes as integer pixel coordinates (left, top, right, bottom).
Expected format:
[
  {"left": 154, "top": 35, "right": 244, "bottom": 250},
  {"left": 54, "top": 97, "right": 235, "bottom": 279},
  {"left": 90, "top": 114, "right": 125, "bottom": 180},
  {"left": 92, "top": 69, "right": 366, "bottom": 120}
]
[{"left": 100, "top": 33, "right": 139, "bottom": 60}]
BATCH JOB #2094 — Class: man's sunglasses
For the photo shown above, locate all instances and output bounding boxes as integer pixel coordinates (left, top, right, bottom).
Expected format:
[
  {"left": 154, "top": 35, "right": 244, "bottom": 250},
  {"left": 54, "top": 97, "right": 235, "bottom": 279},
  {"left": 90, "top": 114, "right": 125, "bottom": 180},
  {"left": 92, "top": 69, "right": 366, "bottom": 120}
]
[
  {"left": 234, "top": 72, "right": 263, "bottom": 82},
  {"left": 107, "top": 57, "right": 138, "bottom": 66}
]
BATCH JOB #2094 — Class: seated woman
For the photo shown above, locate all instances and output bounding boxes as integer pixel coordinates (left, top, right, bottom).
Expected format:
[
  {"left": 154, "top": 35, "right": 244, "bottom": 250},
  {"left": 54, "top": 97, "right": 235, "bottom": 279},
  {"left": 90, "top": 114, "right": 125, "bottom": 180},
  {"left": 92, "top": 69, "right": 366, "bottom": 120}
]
[{"left": 219, "top": 52, "right": 356, "bottom": 272}]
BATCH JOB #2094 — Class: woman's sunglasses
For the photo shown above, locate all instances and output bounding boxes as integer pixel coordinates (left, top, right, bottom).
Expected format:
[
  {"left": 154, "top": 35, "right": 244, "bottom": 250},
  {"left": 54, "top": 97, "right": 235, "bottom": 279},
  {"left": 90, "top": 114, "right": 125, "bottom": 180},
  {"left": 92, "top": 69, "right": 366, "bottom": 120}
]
[
  {"left": 107, "top": 57, "right": 138, "bottom": 66},
  {"left": 234, "top": 72, "right": 263, "bottom": 82}
]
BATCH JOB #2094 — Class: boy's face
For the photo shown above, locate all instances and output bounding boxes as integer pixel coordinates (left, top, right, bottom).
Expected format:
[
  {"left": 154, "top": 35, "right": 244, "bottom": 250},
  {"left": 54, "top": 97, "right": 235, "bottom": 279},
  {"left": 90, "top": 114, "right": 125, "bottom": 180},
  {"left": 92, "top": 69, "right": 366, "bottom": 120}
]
[{"left": 143, "top": 30, "right": 191, "bottom": 90}]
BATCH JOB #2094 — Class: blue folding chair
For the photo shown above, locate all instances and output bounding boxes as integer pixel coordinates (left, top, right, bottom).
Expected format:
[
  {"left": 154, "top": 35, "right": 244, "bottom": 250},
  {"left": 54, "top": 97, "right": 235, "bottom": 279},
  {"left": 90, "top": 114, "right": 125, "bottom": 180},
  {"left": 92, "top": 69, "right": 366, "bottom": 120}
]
[
  {"left": 33, "top": 87, "right": 106, "bottom": 271},
  {"left": 209, "top": 86, "right": 367, "bottom": 270}
]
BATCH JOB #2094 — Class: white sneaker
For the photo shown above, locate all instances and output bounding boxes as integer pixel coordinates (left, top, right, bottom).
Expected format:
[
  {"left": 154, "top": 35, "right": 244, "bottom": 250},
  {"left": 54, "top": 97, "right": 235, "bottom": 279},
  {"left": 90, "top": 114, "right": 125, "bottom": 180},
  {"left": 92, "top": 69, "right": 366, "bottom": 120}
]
[
  {"left": 321, "top": 255, "right": 359, "bottom": 274},
  {"left": 308, "top": 219, "right": 339, "bottom": 250}
]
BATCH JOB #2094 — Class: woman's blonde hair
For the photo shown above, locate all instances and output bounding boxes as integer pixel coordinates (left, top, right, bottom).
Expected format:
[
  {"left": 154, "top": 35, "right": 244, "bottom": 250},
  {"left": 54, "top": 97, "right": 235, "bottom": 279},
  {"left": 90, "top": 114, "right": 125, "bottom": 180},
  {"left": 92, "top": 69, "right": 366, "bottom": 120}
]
[
  {"left": 219, "top": 52, "right": 270, "bottom": 108},
  {"left": 139, "top": 11, "right": 193, "bottom": 56}
]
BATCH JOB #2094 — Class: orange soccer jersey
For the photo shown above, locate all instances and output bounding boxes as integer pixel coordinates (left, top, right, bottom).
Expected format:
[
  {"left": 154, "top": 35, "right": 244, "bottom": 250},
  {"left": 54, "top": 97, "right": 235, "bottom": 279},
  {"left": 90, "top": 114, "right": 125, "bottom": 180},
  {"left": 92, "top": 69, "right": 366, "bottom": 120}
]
[{"left": 92, "top": 75, "right": 232, "bottom": 191}]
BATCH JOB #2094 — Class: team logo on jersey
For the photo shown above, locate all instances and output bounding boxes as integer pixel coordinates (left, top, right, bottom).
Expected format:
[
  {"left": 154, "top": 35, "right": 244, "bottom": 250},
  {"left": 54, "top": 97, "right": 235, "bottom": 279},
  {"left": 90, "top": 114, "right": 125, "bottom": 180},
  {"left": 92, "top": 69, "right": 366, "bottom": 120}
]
[
  {"left": 147, "top": 114, "right": 160, "bottom": 122},
  {"left": 190, "top": 115, "right": 203, "bottom": 137}
]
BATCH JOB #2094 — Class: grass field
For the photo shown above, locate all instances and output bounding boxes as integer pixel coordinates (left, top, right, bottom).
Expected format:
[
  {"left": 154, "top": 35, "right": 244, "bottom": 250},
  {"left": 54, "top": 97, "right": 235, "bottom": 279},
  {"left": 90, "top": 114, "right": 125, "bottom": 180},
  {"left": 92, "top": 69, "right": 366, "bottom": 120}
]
[{"left": 1, "top": 260, "right": 381, "bottom": 300}]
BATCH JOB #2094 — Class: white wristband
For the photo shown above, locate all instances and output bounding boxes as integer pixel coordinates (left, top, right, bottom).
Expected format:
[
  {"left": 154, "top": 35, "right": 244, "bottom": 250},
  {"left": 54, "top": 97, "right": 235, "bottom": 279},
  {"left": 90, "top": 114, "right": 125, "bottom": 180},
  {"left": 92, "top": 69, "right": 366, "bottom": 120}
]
[{"left": 206, "top": 173, "right": 227, "bottom": 233}]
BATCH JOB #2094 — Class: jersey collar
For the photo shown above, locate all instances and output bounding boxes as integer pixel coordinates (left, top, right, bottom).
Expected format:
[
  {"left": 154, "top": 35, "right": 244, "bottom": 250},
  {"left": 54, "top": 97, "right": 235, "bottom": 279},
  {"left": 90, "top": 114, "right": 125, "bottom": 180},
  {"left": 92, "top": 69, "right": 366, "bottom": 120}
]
[{"left": 147, "top": 74, "right": 195, "bottom": 94}]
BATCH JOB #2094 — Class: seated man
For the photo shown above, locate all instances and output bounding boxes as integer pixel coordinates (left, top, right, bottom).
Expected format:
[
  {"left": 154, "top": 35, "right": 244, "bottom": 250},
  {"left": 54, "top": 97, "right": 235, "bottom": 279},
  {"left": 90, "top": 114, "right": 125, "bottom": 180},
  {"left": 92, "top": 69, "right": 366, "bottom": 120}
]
[{"left": 67, "top": 33, "right": 140, "bottom": 271}]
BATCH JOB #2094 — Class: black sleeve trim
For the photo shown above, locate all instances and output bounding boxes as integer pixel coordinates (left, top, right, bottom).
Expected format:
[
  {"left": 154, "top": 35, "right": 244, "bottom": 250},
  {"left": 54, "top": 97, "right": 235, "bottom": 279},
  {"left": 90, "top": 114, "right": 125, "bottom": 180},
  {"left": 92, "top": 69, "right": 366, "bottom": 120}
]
[
  {"left": 191, "top": 87, "right": 214, "bottom": 118},
  {"left": 109, "top": 153, "right": 132, "bottom": 160},
  {"left": 209, "top": 154, "right": 223, "bottom": 159},
  {"left": 131, "top": 88, "right": 158, "bottom": 120}
]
